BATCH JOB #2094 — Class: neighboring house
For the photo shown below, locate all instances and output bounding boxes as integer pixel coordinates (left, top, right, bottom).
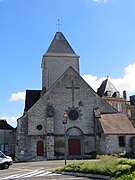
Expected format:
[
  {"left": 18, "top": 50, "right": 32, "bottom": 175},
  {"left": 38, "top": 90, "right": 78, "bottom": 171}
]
[
  {"left": 97, "top": 78, "right": 135, "bottom": 128},
  {"left": 99, "top": 113, "right": 135, "bottom": 154},
  {"left": 97, "top": 78, "right": 127, "bottom": 114},
  {"left": 0, "top": 119, "right": 15, "bottom": 156},
  {"left": 16, "top": 32, "right": 135, "bottom": 161},
  {"left": 126, "top": 95, "right": 135, "bottom": 127}
]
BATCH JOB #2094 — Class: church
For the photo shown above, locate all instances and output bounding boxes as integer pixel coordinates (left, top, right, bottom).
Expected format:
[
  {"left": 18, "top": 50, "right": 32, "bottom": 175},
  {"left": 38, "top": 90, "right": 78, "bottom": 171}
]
[{"left": 16, "top": 32, "right": 135, "bottom": 161}]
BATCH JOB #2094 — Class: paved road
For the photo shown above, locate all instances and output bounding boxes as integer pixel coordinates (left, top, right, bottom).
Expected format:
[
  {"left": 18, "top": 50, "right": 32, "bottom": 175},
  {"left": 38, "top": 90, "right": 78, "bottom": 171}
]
[{"left": 0, "top": 160, "right": 95, "bottom": 180}]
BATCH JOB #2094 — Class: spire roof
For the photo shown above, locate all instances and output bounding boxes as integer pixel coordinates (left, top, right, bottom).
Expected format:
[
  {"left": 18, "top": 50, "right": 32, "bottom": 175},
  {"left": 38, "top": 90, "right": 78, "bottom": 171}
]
[{"left": 45, "top": 32, "right": 78, "bottom": 56}]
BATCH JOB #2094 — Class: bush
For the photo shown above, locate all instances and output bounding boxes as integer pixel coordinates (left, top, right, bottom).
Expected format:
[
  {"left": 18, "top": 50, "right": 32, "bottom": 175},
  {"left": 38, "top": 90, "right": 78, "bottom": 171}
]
[
  {"left": 118, "top": 152, "right": 126, "bottom": 158},
  {"left": 117, "top": 159, "right": 135, "bottom": 168},
  {"left": 64, "top": 162, "right": 83, "bottom": 172},
  {"left": 96, "top": 156, "right": 118, "bottom": 175},
  {"left": 117, "top": 171, "right": 135, "bottom": 180},
  {"left": 115, "top": 164, "right": 131, "bottom": 176},
  {"left": 55, "top": 156, "right": 135, "bottom": 179}
]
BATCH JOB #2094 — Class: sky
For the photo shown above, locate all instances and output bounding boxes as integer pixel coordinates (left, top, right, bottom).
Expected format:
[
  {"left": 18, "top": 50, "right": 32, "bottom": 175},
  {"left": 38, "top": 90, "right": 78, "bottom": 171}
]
[{"left": 0, "top": 0, "right": 135, "bottom": 127}]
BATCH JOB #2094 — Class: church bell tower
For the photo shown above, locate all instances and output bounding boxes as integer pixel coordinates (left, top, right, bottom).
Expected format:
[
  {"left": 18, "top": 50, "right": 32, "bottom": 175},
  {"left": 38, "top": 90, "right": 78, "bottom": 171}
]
[{"left": 41, "top": 32, "right": 80, "bottom": 93}]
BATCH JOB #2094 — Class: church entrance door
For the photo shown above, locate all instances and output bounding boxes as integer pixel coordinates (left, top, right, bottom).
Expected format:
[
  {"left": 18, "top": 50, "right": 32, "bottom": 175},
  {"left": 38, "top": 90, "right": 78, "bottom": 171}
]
[
  {"left": 37, "top": 140, "right": 44, "bottom": 156},
  {"left": 68, "top": 139, "right": 81, "bottom": 155}
]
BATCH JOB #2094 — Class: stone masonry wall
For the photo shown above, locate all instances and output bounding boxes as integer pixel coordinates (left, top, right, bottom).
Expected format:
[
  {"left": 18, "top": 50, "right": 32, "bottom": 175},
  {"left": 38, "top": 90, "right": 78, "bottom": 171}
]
[{"left": 100, "top": 134, "right": 133, "bottom": 154}]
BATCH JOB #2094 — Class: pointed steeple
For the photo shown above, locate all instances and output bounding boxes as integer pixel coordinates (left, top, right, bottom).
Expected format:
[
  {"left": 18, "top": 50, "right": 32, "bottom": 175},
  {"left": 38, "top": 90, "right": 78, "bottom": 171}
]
[
  {"left": 45, "top": 32, "right": 79, "bottom": 57},
  {"left": 42, "top": 32, "right": 80, "bottom": 91}
]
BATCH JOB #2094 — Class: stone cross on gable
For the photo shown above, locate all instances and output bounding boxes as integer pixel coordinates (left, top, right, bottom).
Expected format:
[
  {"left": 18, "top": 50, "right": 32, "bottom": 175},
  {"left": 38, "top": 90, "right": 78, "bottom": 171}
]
[{"left": 66, "top": 81, "right": 79, "bottom": 107}]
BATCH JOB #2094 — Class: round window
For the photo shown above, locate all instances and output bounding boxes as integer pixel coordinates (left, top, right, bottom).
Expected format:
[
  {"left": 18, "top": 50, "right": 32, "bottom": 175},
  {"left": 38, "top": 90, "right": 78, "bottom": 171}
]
[
  {"left": 37, "top": 124, "right": 43, "bottom": 130},
  {"left": 68, "top": 110, "right": 79, "bottom": 121}
]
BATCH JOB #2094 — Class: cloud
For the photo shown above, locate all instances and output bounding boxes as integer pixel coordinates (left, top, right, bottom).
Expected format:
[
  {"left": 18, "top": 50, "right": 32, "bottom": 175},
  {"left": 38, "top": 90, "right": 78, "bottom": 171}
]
[
  {"left": 83, "top": 74, "right": 104, "bottom": 92},
  {"left": 90, "top": 0, "right": 108, "bottom": 3},
  {"left": 83, "top": 62, "right": 135, "bottom": 96},
  {"left": 9, "top": 92, "right": 25, "bottom": 101}
]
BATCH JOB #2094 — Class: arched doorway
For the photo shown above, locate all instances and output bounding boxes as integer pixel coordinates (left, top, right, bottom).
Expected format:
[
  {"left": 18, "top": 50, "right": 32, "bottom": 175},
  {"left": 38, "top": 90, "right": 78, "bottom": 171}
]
[
  {"left": 66, "top": 127, "right": 84, "bottom": 159},
  {"left": 37, "top": 140, "right": 44, "bottom": 156}
]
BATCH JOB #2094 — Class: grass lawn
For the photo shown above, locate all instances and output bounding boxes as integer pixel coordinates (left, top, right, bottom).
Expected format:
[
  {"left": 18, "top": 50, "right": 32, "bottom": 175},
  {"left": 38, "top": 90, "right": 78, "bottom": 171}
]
[{"left": 55, "top": 156, "right": 135, "bottom": 180}]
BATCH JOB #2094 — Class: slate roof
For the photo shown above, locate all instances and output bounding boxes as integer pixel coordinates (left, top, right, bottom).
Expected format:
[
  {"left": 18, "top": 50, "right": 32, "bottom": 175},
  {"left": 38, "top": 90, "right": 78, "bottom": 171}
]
[
  {"left": 0, "top": 120, "right": 14, "bottom": 130},
  {"left": 24, "top": 90, "right": 41, "bottom": 112},
  {"left": 45, "top": 32, "right": 79, "bottom": 57},
  {"left": 100, "top": 113, "right": 135, "bottom": 135},
  {"left": 97, "top": 79, "right": 108, "bottom": 97},
  {"left": 97, "top": 78, "right": 117, "bottom": 97}
]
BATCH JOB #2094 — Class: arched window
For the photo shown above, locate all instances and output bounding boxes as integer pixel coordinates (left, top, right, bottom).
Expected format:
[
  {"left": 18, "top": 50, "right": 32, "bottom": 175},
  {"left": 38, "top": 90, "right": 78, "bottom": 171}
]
[{"left": 37, "top": 140, "right": 44, "bottom": 156}]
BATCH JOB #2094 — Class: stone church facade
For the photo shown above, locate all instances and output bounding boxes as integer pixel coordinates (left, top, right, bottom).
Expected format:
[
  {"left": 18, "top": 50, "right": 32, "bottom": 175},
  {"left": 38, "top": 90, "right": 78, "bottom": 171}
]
[{"left": 16, "top": 32, "right": 135, "bottom": 161}]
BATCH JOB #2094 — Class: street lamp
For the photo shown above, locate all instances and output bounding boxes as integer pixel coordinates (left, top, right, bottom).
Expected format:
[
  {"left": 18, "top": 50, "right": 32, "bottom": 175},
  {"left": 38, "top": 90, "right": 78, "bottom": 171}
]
[{"left": 62, "top": 111, "right": 68, "bottom": 165}]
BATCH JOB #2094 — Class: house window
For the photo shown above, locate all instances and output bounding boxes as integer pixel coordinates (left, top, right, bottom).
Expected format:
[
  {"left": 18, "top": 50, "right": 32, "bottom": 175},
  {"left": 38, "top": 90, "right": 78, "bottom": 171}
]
[
  {"left": 116, "top": 91, "right": 120, "bottom": 97},
  {"left": 113, "top": 91, "right": 120, "bottom": 98},
  {"left": 105, "top": 91, "right": 111, "bottom": 96},
  {"left": 117, "top": 102, "right": 121, "bottom": 112},
  {"left": 118, "top": 136, "right": 126, "bottom": 147}
]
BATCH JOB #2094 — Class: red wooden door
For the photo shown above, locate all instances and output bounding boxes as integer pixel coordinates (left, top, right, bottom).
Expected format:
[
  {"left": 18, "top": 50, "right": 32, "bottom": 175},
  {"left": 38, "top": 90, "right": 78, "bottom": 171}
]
[
  {"left": 37, "top": 141, "right": 44, "bottom": 156},
  {"left": 68, "top": 139, "right": 81, "bottom": 155}
]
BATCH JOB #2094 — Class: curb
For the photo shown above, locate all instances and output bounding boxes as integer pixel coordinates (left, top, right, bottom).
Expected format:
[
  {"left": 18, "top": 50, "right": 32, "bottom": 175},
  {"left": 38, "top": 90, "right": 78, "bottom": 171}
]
[{"left": 55, "top": 171, "right": 115, "bottom": 180}]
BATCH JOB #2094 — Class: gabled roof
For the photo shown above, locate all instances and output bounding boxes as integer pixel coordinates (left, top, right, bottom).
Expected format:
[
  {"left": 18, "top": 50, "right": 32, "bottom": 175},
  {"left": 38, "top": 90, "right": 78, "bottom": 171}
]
[
  {"left": 24, "top": 90, "right": 41, "bottom": 112},
  {"left": 23, "top": 67, "right": 117, "bottom": 116},
  {"left": 41, "top": 66, "right": 117, "bottom": 113},
  {"left": 45, "top": 32, "right": 79, "bottom": 57},
  {"left": 0, "top": 120, "right": 14, "bottom": 130},
  {"left": 100, "top": 113, "right": 135, "bottom": 135},
  {"left": 97, "top": 78, "right": 117, "bottom": 97},
  {"left": 44, "top": 66, "right": 96, "bottom": 95}
]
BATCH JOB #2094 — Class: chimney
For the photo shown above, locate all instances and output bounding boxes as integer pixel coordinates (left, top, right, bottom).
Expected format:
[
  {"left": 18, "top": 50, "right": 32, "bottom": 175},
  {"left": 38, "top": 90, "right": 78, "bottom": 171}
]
[{"left": 123, "top": 90, "right": 127, "bottom": 99}]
